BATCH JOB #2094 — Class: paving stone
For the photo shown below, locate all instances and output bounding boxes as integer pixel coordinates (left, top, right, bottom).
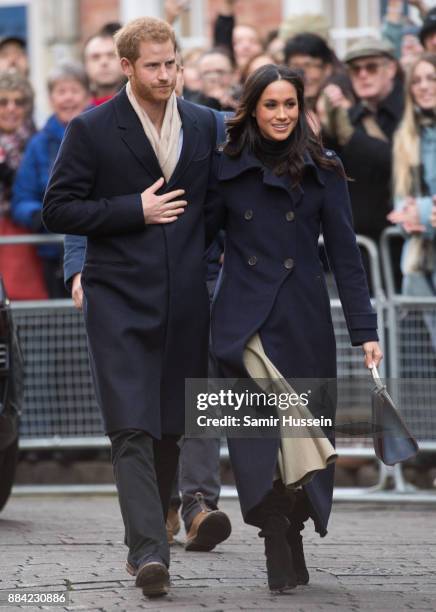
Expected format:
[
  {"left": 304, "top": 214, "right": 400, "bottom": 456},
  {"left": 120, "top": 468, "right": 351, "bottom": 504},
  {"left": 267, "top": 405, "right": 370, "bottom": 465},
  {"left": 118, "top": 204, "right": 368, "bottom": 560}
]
[{"left": 1, "top": 498, "right": 435, "bottom": 610}]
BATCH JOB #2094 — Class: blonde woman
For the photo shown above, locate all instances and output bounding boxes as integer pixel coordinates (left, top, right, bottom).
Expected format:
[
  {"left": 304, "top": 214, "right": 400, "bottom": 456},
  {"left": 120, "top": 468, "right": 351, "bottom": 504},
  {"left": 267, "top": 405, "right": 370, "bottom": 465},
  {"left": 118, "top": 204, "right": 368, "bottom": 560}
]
[
  {"left": 388, "top": 54, "right": 436, "bottom": 303},
  {"left": 388, "top": 53, "right": 436, "bottom": 358}
]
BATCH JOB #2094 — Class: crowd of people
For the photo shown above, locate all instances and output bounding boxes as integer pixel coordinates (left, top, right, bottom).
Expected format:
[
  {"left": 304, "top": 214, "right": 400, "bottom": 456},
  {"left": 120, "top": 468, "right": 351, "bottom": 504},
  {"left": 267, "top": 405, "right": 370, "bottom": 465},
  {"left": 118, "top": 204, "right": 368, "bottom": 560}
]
[
  {"left": 0, "top": 1, "right": 435, "bottom": 299},
  {"left": 135, "top": 0, "right": 436, "bottom": 292},
  {"left": 0, "top": 22, "right": 125, "bottom": 298}
]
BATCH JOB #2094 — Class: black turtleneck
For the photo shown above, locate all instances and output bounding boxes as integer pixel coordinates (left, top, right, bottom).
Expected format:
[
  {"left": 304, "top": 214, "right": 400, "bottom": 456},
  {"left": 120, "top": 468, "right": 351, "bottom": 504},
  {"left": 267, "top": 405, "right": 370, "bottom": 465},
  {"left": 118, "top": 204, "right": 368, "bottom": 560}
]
[{"left": 253, "top": 133, "right": 294, "bottom": 173}]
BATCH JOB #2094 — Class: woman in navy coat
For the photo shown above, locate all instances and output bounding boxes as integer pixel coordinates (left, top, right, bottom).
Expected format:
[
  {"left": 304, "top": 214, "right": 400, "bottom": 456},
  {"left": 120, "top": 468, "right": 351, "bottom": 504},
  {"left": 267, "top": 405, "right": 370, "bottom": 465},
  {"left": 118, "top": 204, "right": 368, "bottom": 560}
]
[{"left": 206, "top": 65, "right": 383, "bottom": 592}]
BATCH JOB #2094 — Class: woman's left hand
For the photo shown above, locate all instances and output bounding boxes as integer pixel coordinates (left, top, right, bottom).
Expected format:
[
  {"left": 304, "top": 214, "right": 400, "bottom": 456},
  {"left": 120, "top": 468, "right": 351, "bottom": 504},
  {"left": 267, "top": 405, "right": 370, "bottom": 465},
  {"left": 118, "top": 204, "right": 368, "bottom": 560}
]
[
  {"left": 387, "top": 198, "right": 424, "bottom": 233},
  {"left": 362, "top": 342, "right": 383, "bottom": 369}
]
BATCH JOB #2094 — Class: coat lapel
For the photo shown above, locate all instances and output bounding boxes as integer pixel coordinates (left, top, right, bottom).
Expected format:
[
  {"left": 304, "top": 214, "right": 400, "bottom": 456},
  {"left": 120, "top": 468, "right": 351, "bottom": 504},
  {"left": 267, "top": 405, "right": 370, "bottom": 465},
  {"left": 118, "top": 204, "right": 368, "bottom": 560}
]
[
  {"left": 166, "top": 99, "right": 200, "bottom": 190},
  {"left": 261, "top": 167, "right": 304, "bottom": 207},
  {"left": 113, "top": 87, "right": 163, "bottom": 182},
  {"left": 114, "top": 90, "right": 201, "bottom": 188}
]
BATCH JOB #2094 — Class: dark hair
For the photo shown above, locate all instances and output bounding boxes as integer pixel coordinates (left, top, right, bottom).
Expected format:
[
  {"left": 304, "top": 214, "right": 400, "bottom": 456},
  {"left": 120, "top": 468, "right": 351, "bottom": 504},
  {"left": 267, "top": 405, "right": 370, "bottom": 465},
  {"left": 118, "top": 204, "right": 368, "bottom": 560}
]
[
  {"left": 265, "top": 29, "right": 279, "bottom": 46},
  {"left": 420, "top": 7, "right": 436, "bottom": 46},
  {"left": 284, "top": 33, "right": 336, "bottom": 66},
  {"left": 239, "top": 52, "right": 275, "bottom": 85},
  {"left": 224, "top": 64, "right": 344, "bottom": 185},
  {"left": 83, "top": 22, "right": 123, "bottom": 54},
  {"left": 99, "top": 22, "right": 122, "bottom": 37}
]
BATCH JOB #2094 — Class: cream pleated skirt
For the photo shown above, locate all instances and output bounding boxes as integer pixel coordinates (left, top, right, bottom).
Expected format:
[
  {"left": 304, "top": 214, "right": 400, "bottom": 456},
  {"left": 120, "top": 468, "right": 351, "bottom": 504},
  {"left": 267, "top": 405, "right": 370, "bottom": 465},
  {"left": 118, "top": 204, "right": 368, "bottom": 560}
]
[{"left": 243, "top": 333, "right": 337, "bottom": 489}]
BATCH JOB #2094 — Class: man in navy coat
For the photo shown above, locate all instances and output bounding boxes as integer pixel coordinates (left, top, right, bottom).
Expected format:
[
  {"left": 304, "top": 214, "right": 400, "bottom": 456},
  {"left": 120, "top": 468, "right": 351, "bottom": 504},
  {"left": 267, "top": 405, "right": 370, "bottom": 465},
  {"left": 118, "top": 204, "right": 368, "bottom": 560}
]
[{"left": 43, "top": 17, "right": 218, "bottom": 597}]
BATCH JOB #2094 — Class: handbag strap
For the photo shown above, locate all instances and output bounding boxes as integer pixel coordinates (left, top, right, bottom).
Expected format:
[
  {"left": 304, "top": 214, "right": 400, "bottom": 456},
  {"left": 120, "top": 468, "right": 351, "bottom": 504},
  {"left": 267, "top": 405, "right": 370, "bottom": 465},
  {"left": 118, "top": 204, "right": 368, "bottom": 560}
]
[{"left": 369, "top": 364, "right": 385, "bottom": 391}]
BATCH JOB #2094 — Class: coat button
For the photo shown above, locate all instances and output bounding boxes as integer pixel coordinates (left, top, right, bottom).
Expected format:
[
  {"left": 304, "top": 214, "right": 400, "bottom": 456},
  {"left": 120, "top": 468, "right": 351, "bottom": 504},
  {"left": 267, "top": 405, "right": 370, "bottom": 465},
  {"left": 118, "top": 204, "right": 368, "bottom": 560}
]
[
  {"left": 248, "top": 256, "right": 257, "bottom": 266},
  {"left": 244, "top": 209, "right": 253, "bottom": 220},
  {"left": 284, "top": 258, "right": 294, "bottom": 270},
  {"left": 285, "top": 211, "right": 295, "bottom": 222}
]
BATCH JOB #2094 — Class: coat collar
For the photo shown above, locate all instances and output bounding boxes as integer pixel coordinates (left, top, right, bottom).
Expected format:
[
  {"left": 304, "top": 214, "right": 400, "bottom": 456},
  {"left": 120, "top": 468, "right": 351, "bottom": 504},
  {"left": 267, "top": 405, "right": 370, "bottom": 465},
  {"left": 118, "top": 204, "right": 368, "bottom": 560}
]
[
  {"left": 218, "top": 146, "right": 325, "bottom": 207},
  {"left": 218, "top": 145, "right": 325, "bottom": 187},
  {"left": 113, "top": 87, "right": 200, "bottom": 187},
  {"left": 168, "top": 98, "right": 200, "bottom": 189}
]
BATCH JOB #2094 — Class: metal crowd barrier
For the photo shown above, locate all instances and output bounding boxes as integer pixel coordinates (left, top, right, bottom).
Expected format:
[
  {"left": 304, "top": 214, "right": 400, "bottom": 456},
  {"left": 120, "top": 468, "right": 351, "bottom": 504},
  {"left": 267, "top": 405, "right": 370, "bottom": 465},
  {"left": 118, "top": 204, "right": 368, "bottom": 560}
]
[
  {"left": 380, "top": 227, "right": 436, "bottom": 454},
  {"left": 0, "top": 234, "right": 104, "bottom": 449},
  {"left": 2, "top": 233, "right": 435, "bottom": 501},
  {"left": 322, "top": 234, "right": 386, "bottom": 454}
]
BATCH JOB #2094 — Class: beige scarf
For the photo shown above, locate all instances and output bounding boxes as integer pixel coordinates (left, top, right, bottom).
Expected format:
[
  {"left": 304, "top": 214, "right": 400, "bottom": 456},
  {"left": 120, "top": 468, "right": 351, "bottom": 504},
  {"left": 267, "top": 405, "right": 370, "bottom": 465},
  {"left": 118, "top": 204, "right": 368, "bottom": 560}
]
[{"left": 126, "top": 80, "right": 182, "bottom": 182}]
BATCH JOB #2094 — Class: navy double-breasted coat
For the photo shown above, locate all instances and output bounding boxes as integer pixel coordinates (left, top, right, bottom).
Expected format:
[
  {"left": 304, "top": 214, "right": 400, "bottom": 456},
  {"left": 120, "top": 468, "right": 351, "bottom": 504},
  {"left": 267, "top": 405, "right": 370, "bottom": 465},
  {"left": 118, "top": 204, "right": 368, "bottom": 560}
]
[
  {"left": 206, "top": 147, "right": 378, "bottom": 535},
  {"left": 43, "top": 88, "right": 217, "bottom": 438}
]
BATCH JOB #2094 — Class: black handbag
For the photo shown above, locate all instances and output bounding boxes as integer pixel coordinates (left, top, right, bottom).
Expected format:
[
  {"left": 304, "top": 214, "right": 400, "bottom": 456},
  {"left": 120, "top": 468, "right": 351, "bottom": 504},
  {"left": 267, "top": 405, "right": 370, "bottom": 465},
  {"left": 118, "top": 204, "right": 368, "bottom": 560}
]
[{"left": 370, "top": 365, "right": 419, "bottom": 466}]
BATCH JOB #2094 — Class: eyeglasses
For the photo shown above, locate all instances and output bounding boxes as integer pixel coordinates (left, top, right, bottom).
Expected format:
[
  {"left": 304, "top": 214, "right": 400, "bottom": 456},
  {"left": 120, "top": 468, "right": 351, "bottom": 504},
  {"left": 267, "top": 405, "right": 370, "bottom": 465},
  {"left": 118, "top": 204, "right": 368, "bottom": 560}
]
[
  {"left": 348, "top": 60, "right": 387, "bottom": 76},
  {"left": 0, "top": 97, "right": 27, "bottom": 108}
]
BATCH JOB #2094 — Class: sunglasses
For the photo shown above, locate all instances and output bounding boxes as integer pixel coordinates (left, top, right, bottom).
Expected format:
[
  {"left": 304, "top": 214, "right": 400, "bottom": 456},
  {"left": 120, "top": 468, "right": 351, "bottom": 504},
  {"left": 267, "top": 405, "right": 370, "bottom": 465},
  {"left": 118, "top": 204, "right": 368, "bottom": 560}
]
[
  {"left": 0, "top": 97, "right": 27, "bottom": 108},
  {"left": 348, "top": 60, "right": 386, "bottom": 76}
]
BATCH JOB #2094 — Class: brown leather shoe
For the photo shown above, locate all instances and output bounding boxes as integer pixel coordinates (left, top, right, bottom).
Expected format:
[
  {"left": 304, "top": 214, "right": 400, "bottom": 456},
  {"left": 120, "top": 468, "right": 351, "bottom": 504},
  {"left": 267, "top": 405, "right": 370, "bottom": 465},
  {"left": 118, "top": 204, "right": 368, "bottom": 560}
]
[
  {"left": 135, "top": 561, "right": 169, "bottom": 597},
  {"left": 166, "top": 506, "right": 181, "bottom": 546},
  {"left": 185, "top": 498, "right": 232, "bottom": 552},
  {"left": 126, "top": 560, "right": 137, "bottom": 576}
]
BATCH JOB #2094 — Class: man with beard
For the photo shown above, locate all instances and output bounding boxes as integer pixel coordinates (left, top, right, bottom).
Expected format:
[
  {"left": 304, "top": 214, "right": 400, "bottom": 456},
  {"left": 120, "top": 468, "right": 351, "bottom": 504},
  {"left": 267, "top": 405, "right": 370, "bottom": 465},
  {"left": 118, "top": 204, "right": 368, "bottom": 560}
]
[{"left": 43, "top": 17, "right": 219, "bottom": 598}]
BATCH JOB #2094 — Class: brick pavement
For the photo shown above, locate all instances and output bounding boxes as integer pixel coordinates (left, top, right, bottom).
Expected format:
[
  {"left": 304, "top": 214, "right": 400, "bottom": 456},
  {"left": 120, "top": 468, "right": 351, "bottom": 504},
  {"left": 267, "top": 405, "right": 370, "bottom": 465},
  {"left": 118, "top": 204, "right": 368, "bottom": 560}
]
[{"left": 0, "top": 497, "right": 435, "bottom": 611}]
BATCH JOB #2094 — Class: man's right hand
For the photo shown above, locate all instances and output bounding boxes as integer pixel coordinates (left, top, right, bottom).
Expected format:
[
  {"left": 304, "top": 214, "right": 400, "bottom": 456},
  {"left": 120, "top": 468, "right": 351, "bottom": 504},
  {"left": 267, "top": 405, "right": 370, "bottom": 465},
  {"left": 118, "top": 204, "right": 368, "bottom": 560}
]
[
  {"left": 141, "top": 177, "right": 187, "bottom": 224},
  {"left": 71, "top": 273, "right": 83, "bottom": 310}
]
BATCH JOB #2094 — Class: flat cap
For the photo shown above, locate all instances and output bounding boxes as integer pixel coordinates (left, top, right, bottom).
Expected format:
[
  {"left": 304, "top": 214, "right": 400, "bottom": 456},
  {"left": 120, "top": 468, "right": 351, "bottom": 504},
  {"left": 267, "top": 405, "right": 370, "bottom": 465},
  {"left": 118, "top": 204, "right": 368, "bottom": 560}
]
[{"left": 344, "top": 37, "right": 396, "bottom": 63}]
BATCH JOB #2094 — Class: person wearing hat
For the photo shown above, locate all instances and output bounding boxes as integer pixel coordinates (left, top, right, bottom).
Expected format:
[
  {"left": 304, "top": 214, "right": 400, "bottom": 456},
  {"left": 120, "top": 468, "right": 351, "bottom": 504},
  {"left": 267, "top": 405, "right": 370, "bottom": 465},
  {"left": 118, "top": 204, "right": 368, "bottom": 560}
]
[
  {"left": 284, "top": 33, "right": 351, "bottom": 111},
  {"left": 318, "top": 37, "right": 404, "bottom": 271},
  {"left": 0, "top": 36, "right": 28, "bottom": 76},
  {"left": 420, "top": 7, "right": 436, "bottom": 53}
]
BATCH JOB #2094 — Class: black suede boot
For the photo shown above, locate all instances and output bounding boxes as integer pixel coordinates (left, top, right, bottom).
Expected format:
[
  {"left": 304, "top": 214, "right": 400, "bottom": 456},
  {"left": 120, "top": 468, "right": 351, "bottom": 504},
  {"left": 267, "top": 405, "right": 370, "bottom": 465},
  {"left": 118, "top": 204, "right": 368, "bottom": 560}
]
[
  {"left": 259, "top": 514, "right": 297, "bottom": 592},
  {"left": 286, "top": 528, "right": 309, "bottom": 585},
  {"left": 286, "top": 490, "right": 311, "bottom": 585},
  {"left": 248, "top": 481, "right": 298, "bottom": 592}
]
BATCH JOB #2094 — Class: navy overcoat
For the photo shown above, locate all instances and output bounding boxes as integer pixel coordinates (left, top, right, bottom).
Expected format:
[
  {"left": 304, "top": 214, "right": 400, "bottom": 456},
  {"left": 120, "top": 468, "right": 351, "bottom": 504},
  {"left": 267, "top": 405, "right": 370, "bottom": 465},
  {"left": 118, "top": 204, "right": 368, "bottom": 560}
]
[
  {"left": 207, "top": 147, "right": 378, "bottom": 535},
  {"left": 43, "top": 88, "right": 217, "bottom": 438}
]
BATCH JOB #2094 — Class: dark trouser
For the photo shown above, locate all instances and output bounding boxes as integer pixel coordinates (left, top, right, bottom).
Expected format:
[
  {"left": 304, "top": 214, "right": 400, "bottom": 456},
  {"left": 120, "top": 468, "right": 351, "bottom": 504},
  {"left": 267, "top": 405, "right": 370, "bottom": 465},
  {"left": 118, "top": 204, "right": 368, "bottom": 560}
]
[
  {"left": 109, "top": 429, "right": 180, "bottom": 569},
  {"left": 42, "top": 257, "right": 69, "bottom": 299},
  {"left": 169, "top": 338, "right": 223, "bottom": 531},
  {"left": 170, "top": 437, "right": 221, "bottom": 530}
]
